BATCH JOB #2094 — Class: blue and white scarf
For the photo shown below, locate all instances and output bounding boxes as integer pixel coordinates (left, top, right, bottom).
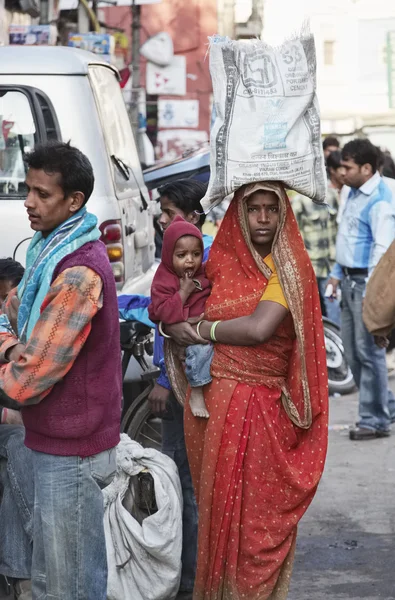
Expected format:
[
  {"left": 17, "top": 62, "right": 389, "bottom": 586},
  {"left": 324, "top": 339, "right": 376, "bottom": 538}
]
[{"left": 17, "top": 207, "right": 100, "bottom": 343}]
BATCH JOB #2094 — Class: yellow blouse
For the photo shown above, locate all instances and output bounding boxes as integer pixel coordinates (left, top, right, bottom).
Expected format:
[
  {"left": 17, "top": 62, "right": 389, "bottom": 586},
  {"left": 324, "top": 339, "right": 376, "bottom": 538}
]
[{"left": 260, "top": 254, "right": 289, "bottom": 310}]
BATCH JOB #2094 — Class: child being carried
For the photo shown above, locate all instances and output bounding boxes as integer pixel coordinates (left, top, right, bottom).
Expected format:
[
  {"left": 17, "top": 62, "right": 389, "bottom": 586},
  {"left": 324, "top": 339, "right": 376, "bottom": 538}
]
[{"left": 149, "top": 216, "right": 213, "bottom": 418}]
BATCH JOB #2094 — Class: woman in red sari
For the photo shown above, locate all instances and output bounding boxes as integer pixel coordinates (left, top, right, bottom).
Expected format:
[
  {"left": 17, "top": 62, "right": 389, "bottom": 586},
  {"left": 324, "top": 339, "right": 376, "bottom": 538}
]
[{"left": 165, "top": 181, "right": 328, "bottom": 600}]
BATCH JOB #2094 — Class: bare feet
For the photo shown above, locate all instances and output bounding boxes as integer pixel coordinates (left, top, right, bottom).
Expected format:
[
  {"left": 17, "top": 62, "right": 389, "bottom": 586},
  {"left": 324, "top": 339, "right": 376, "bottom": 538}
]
[{"left": 189, "top": 387, "right": 209, "bottom": 419}]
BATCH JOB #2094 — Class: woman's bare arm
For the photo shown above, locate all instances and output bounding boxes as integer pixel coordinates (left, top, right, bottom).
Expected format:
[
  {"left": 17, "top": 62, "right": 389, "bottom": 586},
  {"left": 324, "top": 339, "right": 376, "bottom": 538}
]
[
  {"left": 166, "top": 301, "right": 288, "bottom": 346},
  {"left": 199, "top": 301, "right": 288, "bottom": 345}
]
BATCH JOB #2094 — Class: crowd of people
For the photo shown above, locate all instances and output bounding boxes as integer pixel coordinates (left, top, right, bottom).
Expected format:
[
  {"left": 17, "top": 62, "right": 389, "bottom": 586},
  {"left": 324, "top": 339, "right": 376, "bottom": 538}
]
[
  {"left": 0, "top": 133, "right": 395, "bottom": 600},
  {"left": 294, "top": 136, "right": 395, "bottom": 440}
]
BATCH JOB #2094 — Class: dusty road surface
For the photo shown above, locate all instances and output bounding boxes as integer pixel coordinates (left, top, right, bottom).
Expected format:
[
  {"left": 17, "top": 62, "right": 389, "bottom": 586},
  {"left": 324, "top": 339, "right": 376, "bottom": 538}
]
[
  {"left": 289, "top": 380, "right": 395, "bottom": 600},
  {"left": 2, "top": 383, "right": 395, "bottom": 600}
]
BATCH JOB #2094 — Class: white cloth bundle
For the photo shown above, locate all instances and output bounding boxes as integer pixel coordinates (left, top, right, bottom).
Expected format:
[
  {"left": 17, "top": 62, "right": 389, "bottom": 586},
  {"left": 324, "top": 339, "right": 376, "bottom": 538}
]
[{"left": 103, "top": 434, "right": 183, "bottom": 600}]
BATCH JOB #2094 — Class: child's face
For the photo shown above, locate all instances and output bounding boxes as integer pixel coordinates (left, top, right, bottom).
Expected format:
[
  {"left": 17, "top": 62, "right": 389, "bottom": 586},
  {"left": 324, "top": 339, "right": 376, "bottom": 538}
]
[
  {"left": 0, "top": 279, "right": 14, "bottom": 303},
  {"left": 172, "top": 236, "right": 203, "bottom": 278}
]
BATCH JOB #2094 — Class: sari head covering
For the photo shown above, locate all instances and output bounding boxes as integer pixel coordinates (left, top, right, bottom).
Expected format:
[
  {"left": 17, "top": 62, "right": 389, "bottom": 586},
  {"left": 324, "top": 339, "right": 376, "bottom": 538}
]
[
  {"left": 182, "top": 182, "right": 328, "bottom": 600},
  {"left": 205, "top": 181, "right": 327, "bottom": 429},
  {"left": 167, "top": 182, "right": 328, "bottom": 428}
]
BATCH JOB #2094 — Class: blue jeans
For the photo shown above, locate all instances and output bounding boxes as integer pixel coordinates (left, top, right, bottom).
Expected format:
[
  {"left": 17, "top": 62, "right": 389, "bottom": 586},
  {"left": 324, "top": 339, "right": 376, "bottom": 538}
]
[
  {"left": 317, "top": 276, "right": 341, "bottom": 326},
  {"left": 185, "top": 344, "right": 214, "bottom": 387},
  {"left": 31, "top": 447, "right": 116, "bottom": 600},
  {"left": 0, "top": 425, "right": 34, "bottom": 579},
  {"left": 341, "top": 275, "right": 395, "bottom": 432},
  {"left": 162, "top": 393, "right": 197, "bottom": 593}
]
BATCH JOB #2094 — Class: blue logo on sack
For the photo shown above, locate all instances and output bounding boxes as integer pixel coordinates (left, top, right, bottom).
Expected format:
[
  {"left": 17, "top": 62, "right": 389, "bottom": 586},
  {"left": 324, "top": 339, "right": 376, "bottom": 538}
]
[{"left": 263, "top": 122, "right": 287, "bottom": 150}]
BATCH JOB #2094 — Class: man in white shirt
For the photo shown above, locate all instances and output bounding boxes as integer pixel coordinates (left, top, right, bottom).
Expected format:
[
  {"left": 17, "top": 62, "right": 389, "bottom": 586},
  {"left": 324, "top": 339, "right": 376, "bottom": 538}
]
[{"left": 328, "top": 139, "right": 395, "bottom": 440}]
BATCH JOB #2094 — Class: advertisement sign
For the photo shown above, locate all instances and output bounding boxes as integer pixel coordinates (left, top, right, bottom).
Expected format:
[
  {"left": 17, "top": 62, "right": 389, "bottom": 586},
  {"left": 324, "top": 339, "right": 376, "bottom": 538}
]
[
  {"left": 157, "top": 129, "right": 208, "bottom": 160},
  {"left": 98, "top": 0, "right": 162, "bottom": 5},
  {"left": 9, "top": 25, "right": 51, "bottom": 46},
  {"left": 59, "top": 0, "right": 78, "bottom": 9},
  {"left": 138, "top": 88, "right": 147, "bottom": 132},
  {"left": 158, "top": 99, "right": 199, "bottom": 128},
  {"left": 68, "top": 33, "right": 113, "bottom": 63},
  {"left": 146, "top": 56, "right": 186, "bottom": 96}
]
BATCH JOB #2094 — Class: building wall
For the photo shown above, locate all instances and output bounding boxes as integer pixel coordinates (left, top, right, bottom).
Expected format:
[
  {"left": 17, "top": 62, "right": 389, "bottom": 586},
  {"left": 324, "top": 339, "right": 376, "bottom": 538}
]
[
  {"left": 0, "top": 0, "right": 7, "bottom": 45},
  {"left": 217, "top": 0, "right": 235, "bottom": 38},
  {"left": 264, "top": 0, "right": 395, "bottom": 137},
  {"left": 356, "top": 18, "right": 395, "bottom": 114},
  {"left": 101, "top": 0, "right": 217, "bottom": 160},
  {"left": 311, "top": 3, "right": 395, "bottom": 122},
  {"left": 0, "top": 1, "right": 35, "bottom": 45},
  {"left": 310, "top": 3, "right": 358, "bottom": 119}
]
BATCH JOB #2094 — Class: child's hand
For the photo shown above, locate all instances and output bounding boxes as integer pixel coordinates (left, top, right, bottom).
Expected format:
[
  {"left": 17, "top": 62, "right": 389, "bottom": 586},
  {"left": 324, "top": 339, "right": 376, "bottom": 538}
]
[
  {"left": 374, "top": 335, "right": 389, "bottom": 349},
  {"left": 179, "top": 273, "right": 197, "bottom": 297}
]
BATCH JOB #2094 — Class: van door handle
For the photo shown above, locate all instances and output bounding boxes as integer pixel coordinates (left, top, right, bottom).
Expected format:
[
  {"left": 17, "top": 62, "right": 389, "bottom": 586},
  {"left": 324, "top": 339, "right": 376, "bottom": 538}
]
[{"left": 125, "top": 224, "right": 135, "bottom": 236}]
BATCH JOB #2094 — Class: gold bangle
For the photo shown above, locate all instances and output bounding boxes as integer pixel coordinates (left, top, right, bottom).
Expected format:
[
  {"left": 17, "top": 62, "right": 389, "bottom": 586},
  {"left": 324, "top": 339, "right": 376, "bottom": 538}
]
[
  {"left": 158, "top": 321, "right": 171, "bottom": 339},
  {"left": 196, "top": 320, "right": 205, "bottom": 339},
  {"left": 210, "top": 320, "right": 221, "bottom": 342}
]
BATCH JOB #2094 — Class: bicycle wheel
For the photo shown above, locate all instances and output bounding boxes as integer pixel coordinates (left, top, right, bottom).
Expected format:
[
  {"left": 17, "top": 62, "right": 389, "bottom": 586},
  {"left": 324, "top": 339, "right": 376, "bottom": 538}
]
[{"left": 121, "top": 385, "right": 162, "bottom": 452}]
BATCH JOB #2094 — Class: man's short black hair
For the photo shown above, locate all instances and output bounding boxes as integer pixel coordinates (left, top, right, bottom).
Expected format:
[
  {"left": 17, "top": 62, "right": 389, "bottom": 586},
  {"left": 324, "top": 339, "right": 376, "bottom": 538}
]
[
  {"left": 26, "top": 142, "right": 95, "bottom": 205},
  {"left": 323, "top": 136, "right": 340, "bottom": 150},
  {"left": 0, "top": 258, "right": 24, "bottom": 287},
  {"left": 376, "top": 146, "right": 385, "bottom": 171},
  {"left": 342, "top": 139, "right": 378, "bottom": 174},
  {"left": 377, "top": 147, "right": 395, "bottom": 179},
  {"left": 383, "top": 154, "right": 395, "bottom": 179},
  {"left": 326, "top": 150, "right": 342, "bottom": 170},
  {"left": 158, "top": 179, "right": 208, "bottom": 226}
]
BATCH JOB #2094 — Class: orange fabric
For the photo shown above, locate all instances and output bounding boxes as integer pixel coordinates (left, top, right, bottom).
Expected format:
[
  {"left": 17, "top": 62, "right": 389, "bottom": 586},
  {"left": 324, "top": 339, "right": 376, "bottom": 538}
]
[
  {"left": 261, "top": 254, "right": 288, "bottom": 309},
  {"left": 0, "top": 267, "right": 103, "bottom": 404},
  {"left": 184, "top": 183, "right": 328, "bottom": 600}
]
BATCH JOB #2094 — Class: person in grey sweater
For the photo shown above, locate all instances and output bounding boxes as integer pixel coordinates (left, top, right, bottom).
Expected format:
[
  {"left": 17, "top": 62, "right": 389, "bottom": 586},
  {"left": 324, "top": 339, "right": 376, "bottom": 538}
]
[{"left": 0, "top": 258, "right": 33, "bottom": 600}]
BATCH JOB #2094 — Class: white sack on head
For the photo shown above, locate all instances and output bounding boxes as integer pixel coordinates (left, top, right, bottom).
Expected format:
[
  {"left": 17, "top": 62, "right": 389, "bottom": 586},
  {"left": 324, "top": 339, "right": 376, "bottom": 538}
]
[
  {"left": 103, "top": 434, "right": 183, "bottom": 600},
  {"left": 202, "top": 29, "right": 327, "bottom": 213}
]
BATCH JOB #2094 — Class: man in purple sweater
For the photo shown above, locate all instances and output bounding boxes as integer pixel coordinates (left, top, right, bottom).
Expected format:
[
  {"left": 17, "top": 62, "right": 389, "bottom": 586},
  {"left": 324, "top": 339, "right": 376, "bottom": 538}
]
[{"left": 0, "top": 142, "right": 122, "bottom": 599}]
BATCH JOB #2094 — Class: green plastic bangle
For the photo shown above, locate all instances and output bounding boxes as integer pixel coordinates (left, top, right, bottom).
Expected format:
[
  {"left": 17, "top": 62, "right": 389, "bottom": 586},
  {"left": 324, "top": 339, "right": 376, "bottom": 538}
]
[{"left": 210, "top": 320, "right": 221, "bottom": 342}]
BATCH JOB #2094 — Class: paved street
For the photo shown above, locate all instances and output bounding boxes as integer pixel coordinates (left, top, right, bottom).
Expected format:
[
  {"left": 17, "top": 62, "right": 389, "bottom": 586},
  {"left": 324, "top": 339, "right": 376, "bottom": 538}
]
[
  {"left": 2, "top": 382, "right": 395, "bottom": 599},
  {"left": 289, "top": 377, "right": 395, "bottom": 600}
]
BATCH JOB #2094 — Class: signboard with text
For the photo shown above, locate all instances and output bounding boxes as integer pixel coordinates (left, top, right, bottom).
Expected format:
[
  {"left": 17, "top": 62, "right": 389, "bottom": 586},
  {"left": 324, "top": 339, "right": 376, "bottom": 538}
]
[
  {"left": 158, "top": 99, "right": 199, "bottom": 128},
  {"left": 68, "top": 33, "right": 113, "bottom": 63},
  {"left": 97, "top": 0, "right": 162, "bottom": 6},
  {"left": 146, "top": 56, "right": 186, "bottom": 96},
  {"left": 9, "top": 25, "right": 51, "bottom": 46}
]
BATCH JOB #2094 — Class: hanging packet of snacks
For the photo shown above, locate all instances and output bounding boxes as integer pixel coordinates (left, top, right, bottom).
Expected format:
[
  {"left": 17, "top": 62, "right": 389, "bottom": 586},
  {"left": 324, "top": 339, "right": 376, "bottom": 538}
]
[{"left": 201, "top": 29, "right": 327, "bottom": 213}]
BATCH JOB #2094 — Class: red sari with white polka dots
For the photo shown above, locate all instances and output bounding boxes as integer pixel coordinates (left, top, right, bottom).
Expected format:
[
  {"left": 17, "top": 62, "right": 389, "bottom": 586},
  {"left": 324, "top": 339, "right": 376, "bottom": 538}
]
[{"left": 184, "top": 183, "right": 328, "bottom": 599}]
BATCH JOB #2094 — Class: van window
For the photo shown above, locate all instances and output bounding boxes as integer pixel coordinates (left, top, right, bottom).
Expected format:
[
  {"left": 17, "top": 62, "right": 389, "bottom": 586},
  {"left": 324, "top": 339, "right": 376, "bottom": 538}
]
[
  {"left": 0, "top": 90, "right": 36, "bottom": 196},
  {"left": 89, "top": 66, "right": 141, "bottom": 194}
]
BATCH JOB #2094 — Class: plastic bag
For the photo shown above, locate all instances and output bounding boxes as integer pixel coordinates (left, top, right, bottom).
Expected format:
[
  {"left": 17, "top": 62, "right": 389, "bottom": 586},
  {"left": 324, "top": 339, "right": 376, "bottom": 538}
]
[{"left": 103, "top": 434, "right": 183, "bottom": 600}]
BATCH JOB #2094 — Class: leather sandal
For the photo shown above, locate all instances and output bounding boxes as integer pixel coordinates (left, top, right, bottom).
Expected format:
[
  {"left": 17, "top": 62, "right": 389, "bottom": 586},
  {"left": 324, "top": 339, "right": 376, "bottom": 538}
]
[
  {"left": 13, "top": 579, "right": 32, "bottom": 600},
  {"left": 349, "top": 426, "right": 391, "bottom": 441}
]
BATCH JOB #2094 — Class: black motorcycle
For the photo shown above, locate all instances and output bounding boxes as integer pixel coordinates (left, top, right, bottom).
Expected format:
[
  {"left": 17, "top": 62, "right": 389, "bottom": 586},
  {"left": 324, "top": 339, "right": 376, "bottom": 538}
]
[
  {"left": 120, "top": 320, "right": 162, "bottom": 451},
  {"left": 323, "top": 317, "right": 355, "bottom": 395}
]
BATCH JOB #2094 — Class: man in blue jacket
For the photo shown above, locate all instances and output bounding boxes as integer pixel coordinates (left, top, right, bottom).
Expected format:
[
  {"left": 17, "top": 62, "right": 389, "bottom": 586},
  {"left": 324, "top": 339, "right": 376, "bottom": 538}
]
[{"left": 148, "top": 180, "right": 212, "bottom": 599}]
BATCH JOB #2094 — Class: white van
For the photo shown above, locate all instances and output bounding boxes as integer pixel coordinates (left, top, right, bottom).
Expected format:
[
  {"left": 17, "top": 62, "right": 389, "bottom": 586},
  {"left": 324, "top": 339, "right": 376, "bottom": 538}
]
[{"left": 0, "top": 46, "right": 156, "bottom": 294}]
